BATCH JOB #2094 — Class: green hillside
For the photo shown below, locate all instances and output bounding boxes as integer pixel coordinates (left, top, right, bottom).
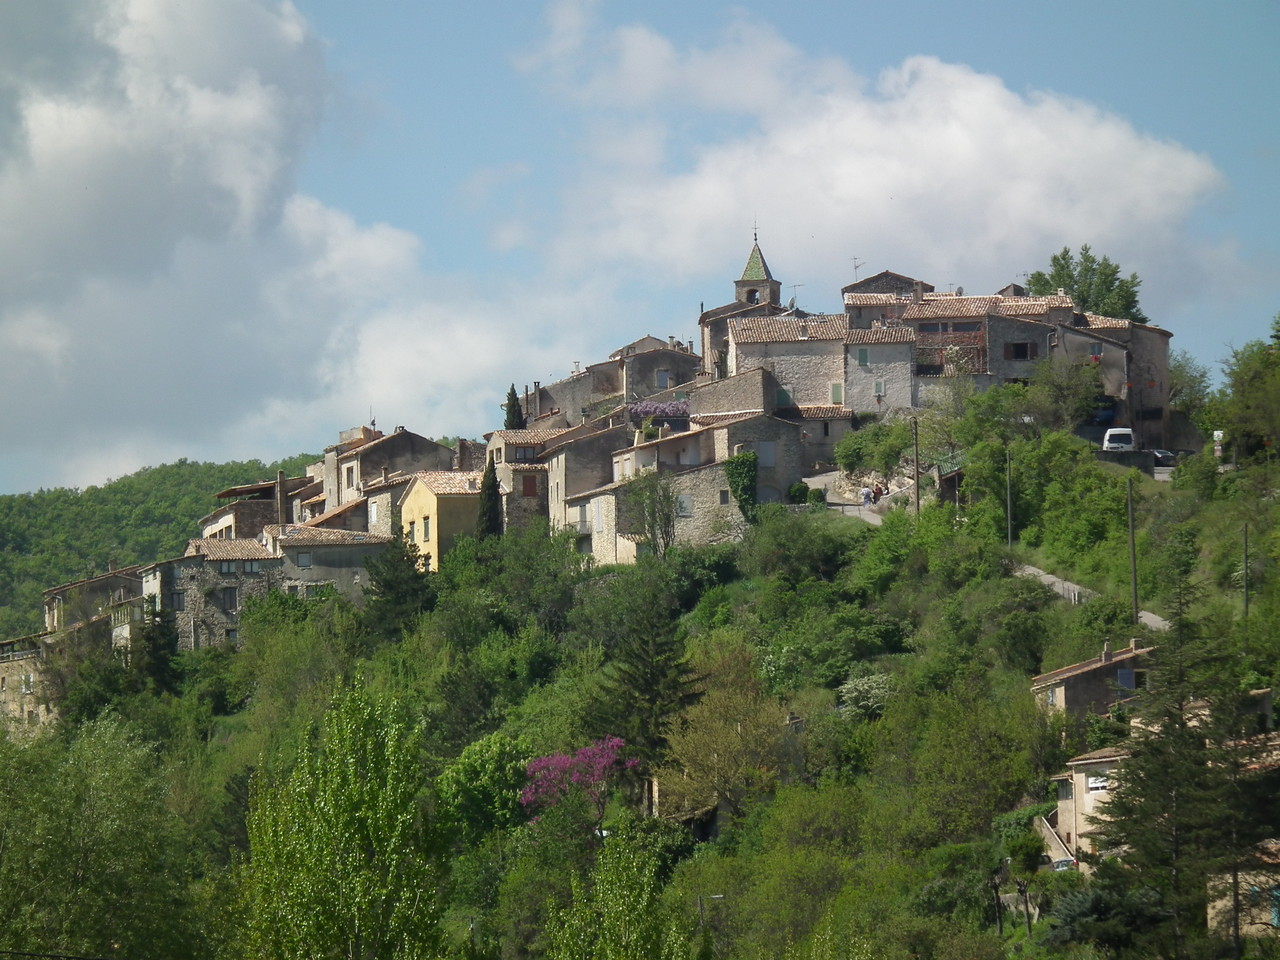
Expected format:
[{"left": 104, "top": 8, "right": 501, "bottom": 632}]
[{"left": 0, "top": 454, "right": 316, "bottom": 640}]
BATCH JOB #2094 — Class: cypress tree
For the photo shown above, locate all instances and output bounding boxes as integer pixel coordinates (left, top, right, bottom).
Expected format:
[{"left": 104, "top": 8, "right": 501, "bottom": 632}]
[
  {"left": 476, "top": 456, "right": 503, "bottom": 539},
  {"left": 504, "top": 383, "right": 526, "bottom": 430}
]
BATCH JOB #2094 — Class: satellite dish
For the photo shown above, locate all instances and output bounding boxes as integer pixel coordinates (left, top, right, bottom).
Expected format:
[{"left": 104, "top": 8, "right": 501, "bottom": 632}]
[
  {"left": 787, "top": 296, "right": 796, "bottom": 310},
  {"left": 955, "top": 286, "right": 965, "bottom": 296}
]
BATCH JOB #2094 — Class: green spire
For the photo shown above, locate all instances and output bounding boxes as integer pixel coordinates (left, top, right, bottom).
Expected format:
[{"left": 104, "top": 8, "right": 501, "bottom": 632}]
[{"left": 739, "top": 242, "right": 773, "bottom": 283}]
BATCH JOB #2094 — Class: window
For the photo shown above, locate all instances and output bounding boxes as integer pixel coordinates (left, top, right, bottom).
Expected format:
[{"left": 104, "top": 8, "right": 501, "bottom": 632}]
[
  {"left": 656, "top": 369, "right": 670, "bottom": 389},
  {"left": 407, "top": 521, "right": 415, "bottom": 542},
  {"left": 1087, "top": 773, "right": 1109, "bottom": 793},
  {"left": 745, "top": 288, "right": 759, "bottom": 304},
  {"left": 368, "top": 500, "right": 378, "bottom": 525},
  {"left": 220, "top": 587, "right": 238, "bottom": 612},
  {"left": 719, "top": 489, "right": 731, "bottom": 506},
  {"left": 918, "top": 322, "right": 942, "bottom": 332},
  {"left": 218, "top": 560, "right": 236, "bottom": 574},
  {"left": 22, "top": 674, "right": 34, "bottom": 694},
  {"left": 830, "top": 382, "right": 844, "bottom": 404},
  {"left": 243, "top": 560, "right": 259, "bottom": 574},
  {"left": 169, "top": 591, "right": 185, "bottom": 612},
  {"left": 421, "top": 516, "right": 430, "bottom": 541},
  {"left": 874, "top": 380, "right": 885, "bottom": 398},
  {"left": 951, "top": 321, "right": 980, "bottom": 332},
  {"left": 1057, "top": 780, "right": 1073, "bottom": 800},
  {"left": 856, "top": 348, "right": 869, "bottom": 367},
  {"left": 345, "top": 465, "right": 356, "bottom": 489},
  {"left": 225, "top": 629, "right": 238, "bottom": 644},
  {"left": 0, "top": 676, "right": 5, "bottom": 692},
  {"left": 1006, "top": 341, "right": 1038, "bottom": 361},
  {"left": 522, "top": 475, "right": 538, "bottom": 497},
  {"left": 297, "top": 551, "right": 313, "bottom": 568},
  {"left": 513, "top": 446, "right": 536, "bottom": 461},
  {"left": 757, "top": 441, "right": 776, "bottom": 468},
  {"left": 593, "top": 500, "right": 603, "bottom": 533},
  {"left": 822, "top": 421, "right": 830, "bottom": 437},
  {"left": 676, "top": 495, "right": 693, "bottom": 517}
]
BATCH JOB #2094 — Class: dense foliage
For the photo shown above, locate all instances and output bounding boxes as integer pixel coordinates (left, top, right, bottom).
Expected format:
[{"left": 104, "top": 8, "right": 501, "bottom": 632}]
[{"left": 4, "top": 342, "right": 1280, "bottom": 958}]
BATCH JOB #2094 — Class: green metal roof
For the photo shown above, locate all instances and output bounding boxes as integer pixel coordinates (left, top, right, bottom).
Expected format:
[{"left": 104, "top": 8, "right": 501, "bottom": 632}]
[{"left": 739, "top": 243, "right": 774, "bottom": 282}]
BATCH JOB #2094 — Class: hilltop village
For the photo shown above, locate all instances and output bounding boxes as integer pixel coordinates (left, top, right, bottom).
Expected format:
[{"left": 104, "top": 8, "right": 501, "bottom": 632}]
[{"left": 1, "top": 243, "right": 1176, "bottom": 720}]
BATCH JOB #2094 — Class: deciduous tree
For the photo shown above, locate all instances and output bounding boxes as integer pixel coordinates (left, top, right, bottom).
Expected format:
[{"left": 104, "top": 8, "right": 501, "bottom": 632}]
[{"left": 1027, "top": 244, "right": 1147, "bottom": 322}]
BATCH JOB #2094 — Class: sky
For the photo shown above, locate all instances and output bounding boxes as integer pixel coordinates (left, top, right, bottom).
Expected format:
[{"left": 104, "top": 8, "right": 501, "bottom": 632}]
[{"left": 0, "top": 0, "right": 1276, "bottom": 495}]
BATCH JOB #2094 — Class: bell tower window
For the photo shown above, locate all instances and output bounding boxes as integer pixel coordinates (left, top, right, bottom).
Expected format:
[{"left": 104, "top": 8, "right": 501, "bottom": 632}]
[{"left": 746, "top": 289, "right": 759, "bottom": 304}]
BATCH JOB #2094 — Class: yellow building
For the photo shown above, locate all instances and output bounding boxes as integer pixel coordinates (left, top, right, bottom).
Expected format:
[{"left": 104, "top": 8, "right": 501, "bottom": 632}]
[{"left": 398, "top": 471, "right": 483, "bottom": 570}]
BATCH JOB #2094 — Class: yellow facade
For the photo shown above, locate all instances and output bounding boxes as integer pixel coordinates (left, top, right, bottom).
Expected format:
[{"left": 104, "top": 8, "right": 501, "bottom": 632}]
[{"left": 398, "top": 472, "right": 482, "bottom": 571}]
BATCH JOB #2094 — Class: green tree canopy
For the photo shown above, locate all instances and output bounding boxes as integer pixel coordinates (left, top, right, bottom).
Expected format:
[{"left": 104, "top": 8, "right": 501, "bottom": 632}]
[{"left": 1027, "top": 244, "right": 1147, "bottom": 322}]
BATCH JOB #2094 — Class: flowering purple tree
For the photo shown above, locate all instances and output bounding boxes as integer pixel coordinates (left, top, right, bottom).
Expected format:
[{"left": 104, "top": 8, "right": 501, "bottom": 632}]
[
  {"left": 521, "top": 737, "right": 636, "bottom": 821},
  {"left": 627, "top": 400, "right": 688, "bottom": 421}
]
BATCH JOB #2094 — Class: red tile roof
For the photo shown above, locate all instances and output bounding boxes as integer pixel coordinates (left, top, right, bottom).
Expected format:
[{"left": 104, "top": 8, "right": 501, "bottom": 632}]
[
  {"left": 489, "top": 429, "right": 572, "bottom": 444},
  {"left": 184, "top": 538, "right": 273, "bottom": 561},
  {"left": 843, "top": 293, "right": 903, "bottom": 306},
  {"left": 263, "top": 525, "right": 391, "bottom": 547},
  {"left": 902, "top": 296, "right": 1001, "bottom": 320},
  {"left": 847, "top": 327, "right": 916, "bottom": 344},
  {"left": 411, "top": 470, "right": 483, "bottom": 494},
  {"left": 997, "top": 295, "right": 1075, "bottom": 315},
  {"left": 730, "top": 314, "right": 848, "bottom": 344}
]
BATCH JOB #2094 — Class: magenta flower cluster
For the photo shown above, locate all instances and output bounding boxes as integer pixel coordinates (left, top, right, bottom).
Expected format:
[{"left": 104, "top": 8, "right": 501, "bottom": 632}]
[{"left": 520, "top": 737, "right": 636, "bottom": 816}]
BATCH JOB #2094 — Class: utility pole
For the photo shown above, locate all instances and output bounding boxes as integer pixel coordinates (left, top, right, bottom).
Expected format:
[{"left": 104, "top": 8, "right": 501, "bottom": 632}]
[
  {"left": 989, "top": 877, "right": 1003, "bottom": 936},
  {"left": 1005, "top": 446, "right": 1013, "bottom": 548},
  {"left": 1127, "top": 476, "right": 1138, "bottom": 625},
  {"left": 1243, "top": 523, "right": 1250, "bottom": 620}
]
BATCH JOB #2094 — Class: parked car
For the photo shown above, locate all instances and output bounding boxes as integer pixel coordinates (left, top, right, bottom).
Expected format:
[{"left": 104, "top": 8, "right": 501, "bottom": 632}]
[
  {"left": 1152, "top": 449, "right": 1176, "bottom": 467},
  {"left": 1102, "top": 428, "right": 1136, "bottom": 452}
]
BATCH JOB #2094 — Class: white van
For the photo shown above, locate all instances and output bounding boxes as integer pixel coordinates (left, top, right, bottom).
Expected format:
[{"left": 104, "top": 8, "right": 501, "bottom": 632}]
[{"left": 1102, "top": 428, "right": 1136, "bottom": 452}]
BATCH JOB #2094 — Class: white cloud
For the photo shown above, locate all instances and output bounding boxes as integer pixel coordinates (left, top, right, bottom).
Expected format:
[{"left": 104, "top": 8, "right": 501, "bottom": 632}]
[{"left": 0, "top": 0, "right": 1244, "bottom": 494}]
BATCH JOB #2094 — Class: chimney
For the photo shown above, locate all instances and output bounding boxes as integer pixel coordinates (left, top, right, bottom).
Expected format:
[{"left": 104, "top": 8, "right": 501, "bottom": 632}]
[
  {"left": 912, "top": 281, "right": 924, "bottom": 303},
  {"left": 381, "top": 466, "right": 389, "bottom": 483},
  {"left": 1102, "top": 641, "right": 1112, "bottom": 663},
  {"left": 668, "top": 335, "right": 675, "bottom": 347},
  {"left": 276, "top": 470, "right": 288, "bottom": 526},
  {"left": 533, "top": 381, "right": 541, "bottom": 419}
]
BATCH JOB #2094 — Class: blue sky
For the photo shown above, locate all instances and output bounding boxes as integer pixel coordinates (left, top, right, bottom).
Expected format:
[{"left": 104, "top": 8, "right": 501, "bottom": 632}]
[{"left": 0, "top": 0, "right": 1275, "bottom": 494}]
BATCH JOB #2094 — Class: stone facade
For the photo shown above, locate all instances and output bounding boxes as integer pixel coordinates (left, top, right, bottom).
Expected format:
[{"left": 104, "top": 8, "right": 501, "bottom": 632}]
[
  {"left": 42, "top": 567, "right": 144, "bottom": 632},
  {"left": 687, "top": 366, "right": 775, "bottom": 418},
  {"left": 0, "top": 639, "right": 46, "bottom": 728},
  {"left": 729, "top": 316, "right": 847, "bottom": 409},
  {"left": 545, "top": 424, "right": 632, "bottom": 529},
  {"left": 845, "top": 328, "right": 916, "bottom": 412}
]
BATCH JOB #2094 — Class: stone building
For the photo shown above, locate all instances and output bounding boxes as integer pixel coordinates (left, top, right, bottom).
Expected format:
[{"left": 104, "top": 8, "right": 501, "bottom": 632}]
[
  {"left": 142, "top": 527, "right": 389, "bottom": 650},
  {"left": 518, "top": 336, "right": 701, "bottom": 430},
  {"left": 1031, "top": 640, "right": 1153, "bottom": 720}
]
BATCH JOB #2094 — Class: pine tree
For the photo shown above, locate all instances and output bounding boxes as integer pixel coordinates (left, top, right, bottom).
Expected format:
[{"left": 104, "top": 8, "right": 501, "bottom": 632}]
[
  {"left": 361, "top": 528, "right": 436, "bottom": 643},
  {"left": 476, "top": 455, "right": 503, "bottom": 539},
  {"left": 505, "top": 383, "right": 527, "bottom": 430}
]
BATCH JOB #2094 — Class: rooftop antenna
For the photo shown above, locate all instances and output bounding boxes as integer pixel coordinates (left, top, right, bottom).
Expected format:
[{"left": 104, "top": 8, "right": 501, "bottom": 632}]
[
  {"left": 851, "top": 257, "right": 866, "bottom": 281},
  {"left": 789, "top": 283, "right": 804, "bottom": 309}
]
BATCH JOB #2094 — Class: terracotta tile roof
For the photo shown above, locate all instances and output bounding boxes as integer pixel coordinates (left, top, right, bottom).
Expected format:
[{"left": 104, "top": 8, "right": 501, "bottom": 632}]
[
  {"left": 42, "top": 565, "right": 146, "bottom": 596},
  {"left": 730, "top": 314, "right": 848, "bottom": 344},
  {"left": 214, "top": 476, "right": 312, "bottom": 500},
  {"left": 363, "top": 472, "right": 415, "bottom": 492},
  {"left": 302, "top": 492, "right": 327, "bottom": 506},
  {"left": 1082, "top": 313, "right": 1174, "bottom": 338},
  {"left": 303, "top": 497, "right": 366, "bottom": 527},
  {"left": 1082, "top": 313, "right": 1130, "bottom": 329},
  {"left": 997, "top": 295, "right": 1075, "bottom": 315},
  {"left": 412, "top": 470, "right": 483, "bottom": 494},
  {"left": 489, "top": 429, "right": 572, "bottom": 444},
  {"left": 184, "top": 538, "right": 273, "bottom": 561},
  {"left": 335, "top": 428, "right": 435, "bottom": 461},
  {"left": 902, "top": 296, "right": 1001, "bottom": 320},
  {"left": 843, "top": 293, "right": 903, "bottom": 306},
  {"left": 263, "top": 525, "right": 391, "bottom": 547},
  {"left": 690, "top": 411, "right": 764, "bottom": 426},
  {"left": 779, "top": 405, "right": 848, "bottom": 420},
  {"left": 847, "top": 326, "right": 916, "bottom": 344},
  {"left": 1067, "top": 745, "right": 1131, "bottom": 764},
  {"left": 1031, "top": 644, "right": 1153, "bottom": 688}
]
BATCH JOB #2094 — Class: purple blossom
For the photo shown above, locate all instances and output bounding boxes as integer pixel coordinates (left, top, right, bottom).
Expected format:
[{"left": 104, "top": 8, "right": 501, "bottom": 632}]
[
  {"left": 521, "top": 737, "right": 637, "bottom": 818},
  {"left": 628, "top": 400, "right": 689, "bottom": 421}
]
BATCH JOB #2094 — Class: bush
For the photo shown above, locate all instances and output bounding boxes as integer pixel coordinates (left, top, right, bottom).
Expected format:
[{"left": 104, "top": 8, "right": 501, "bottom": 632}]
[
  {"left": 807, "top": 487, "right": 827, "bottom": 507},
  {"left": 788, "top": 481, "right": 811, "bottom": 504}
]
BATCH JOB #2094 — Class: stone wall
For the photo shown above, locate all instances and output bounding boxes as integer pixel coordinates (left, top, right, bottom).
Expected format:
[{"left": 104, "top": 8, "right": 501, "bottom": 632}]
[
  {"left": 845, "top": 342, "right": 915, "bottom": 412},
  {"left": 732, "top": 340, "right": 844, "bottom": 408},
  {"left": 688, "top": 366, "right": 773, "bottom": 417}
]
